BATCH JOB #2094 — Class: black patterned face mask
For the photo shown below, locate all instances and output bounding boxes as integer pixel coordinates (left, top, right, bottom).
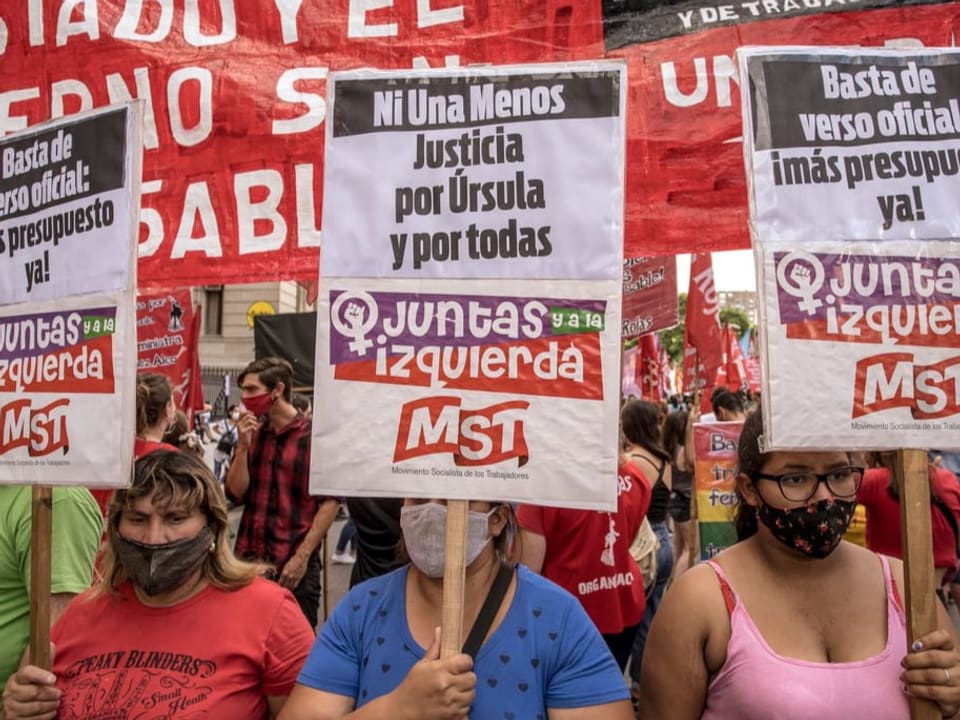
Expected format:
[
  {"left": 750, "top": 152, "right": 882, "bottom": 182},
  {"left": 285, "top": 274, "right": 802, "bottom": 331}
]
[{"left": 757, "top": 497, "right": 856, "bottom": 559}]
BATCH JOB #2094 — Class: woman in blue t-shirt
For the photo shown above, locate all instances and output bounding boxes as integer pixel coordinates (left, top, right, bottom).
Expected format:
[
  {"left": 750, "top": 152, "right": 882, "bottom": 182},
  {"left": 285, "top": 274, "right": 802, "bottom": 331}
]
[{"left": 277, "top": 498, "right": 633, "bottom": 720}]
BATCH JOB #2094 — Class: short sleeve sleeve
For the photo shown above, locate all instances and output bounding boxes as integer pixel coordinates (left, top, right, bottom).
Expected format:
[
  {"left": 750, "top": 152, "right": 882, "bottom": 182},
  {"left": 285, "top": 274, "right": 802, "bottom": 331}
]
[
  {"left": 296, "top": 587, "right": 363, "bottom": 699},
  {"left": 262, "top": 590, "right": 317, "bottom": 696},
  {"left": 545, "top": 599, "right": 630, "bottom": 708},
  {"left": 516, "top": 504, "right": 546, "bottom": 535},
  {"left": 47, "top": 489, "right": 102, "bottom": 595}
]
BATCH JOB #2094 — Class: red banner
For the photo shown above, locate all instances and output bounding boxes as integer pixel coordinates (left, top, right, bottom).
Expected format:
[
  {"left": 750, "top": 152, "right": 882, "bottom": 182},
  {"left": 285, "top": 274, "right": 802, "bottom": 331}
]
[
  {"left": 684, "top": 253, "right": 722, "bottom": 405},
  {"left": 622, "top": 255, "right": 678, "bottom": 338},
  {"left": 136, "top": 288, "right": 204, "bottom": 416},
  {"left": 3, "top": 2, "right": 958, "bottom": 287}
]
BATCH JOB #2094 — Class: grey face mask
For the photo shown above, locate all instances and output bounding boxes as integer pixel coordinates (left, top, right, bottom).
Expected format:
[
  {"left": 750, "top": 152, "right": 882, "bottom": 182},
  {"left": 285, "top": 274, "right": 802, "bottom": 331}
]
[
  {"left": 400, "top": 503, "right": 495, "bottom": 578},
  {"left": 115, "top": 526, "right": 214, "bottom": 596}
]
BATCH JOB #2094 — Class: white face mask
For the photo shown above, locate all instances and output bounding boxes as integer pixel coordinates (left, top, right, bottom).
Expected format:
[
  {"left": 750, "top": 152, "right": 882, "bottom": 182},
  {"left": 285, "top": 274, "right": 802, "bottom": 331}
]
[
  {"left": 400, "top": 503, "right": 497, "bottom": 578},
  {"left": 230, "top": 412, "right": 240, "bottom": 421}
]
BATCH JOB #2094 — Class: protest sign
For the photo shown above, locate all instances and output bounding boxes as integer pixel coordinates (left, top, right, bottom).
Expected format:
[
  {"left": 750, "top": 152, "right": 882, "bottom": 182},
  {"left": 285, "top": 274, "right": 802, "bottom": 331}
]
[
  {"left": 0, "top": 106, "right": 139, "bottom": 305},
  {"left": 692, "top": 421, "right": 741, "bottom": 560},
  {"left": 741, "top": 47, "right": 960, "bottom": 450},
  {"left": 3, "top": 2, "right": 956, "bottom": 287},
  {"left": 312, "top": 63, "right": 625, "bottom": 511},
  {"left": 0, "top": 104, "right": 140, "bottom": 488},
  {"left": 136, "top": 288, "right": 204, "bottom": 417},
  {"left": 622, "top": 255, "right": 679, "bottom": 338}
]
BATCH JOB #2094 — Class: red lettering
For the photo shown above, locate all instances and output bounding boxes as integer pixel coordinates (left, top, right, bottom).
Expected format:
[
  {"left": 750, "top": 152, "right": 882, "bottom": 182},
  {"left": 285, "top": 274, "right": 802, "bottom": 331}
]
[
  {"left": 852, "top": 353, "right": 960, "bottom": 419},
  {"left": 0, "top": 398, "right": 70, "bottom": 456},
  {"left": 393, "top": 396, "right": 529, "bottom": 465}
]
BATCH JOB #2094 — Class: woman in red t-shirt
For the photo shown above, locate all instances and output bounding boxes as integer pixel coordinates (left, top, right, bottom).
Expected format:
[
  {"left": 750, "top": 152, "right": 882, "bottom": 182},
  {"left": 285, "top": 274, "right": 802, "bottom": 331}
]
[{"left": 857, "top": 452, "right": 960, "bottom": 585}]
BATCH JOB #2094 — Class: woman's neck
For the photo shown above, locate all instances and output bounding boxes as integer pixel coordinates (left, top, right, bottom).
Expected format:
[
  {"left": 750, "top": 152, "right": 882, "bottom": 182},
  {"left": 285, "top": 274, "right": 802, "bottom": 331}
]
[
  {"left": 138, "top": 425, "right": 166, "bottom": 443},
  {"left": 410, "top": 546, "right": 503, "bottom": 636}
]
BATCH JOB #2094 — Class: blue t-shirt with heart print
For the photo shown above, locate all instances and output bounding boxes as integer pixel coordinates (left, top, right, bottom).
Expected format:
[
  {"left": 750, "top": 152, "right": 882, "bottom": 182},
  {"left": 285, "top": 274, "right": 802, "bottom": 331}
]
[{"left": 297, "top": 564, "right": 629, "bottom": 718}]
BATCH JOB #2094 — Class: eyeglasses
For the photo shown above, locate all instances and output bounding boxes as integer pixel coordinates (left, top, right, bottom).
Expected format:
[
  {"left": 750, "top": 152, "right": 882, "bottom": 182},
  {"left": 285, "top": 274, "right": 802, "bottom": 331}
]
[{"left": 754, "top": 466, "right": 864, "bottom": 502}]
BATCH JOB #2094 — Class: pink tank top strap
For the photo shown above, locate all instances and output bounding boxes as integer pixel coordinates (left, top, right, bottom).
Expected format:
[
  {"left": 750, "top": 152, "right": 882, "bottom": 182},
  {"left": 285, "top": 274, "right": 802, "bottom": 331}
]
[
  {"left": 705, "top": 560, "right": 737, "bottom": 616},
  {"left": 878, "top": 554, "right": 906, "bottom": 618}
]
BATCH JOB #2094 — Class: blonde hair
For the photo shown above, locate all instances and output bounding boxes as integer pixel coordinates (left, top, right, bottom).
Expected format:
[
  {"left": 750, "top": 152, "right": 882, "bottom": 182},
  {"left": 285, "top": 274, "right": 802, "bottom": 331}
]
[{"left": 94, "top": 450, "right": 269, "bottom": 597}]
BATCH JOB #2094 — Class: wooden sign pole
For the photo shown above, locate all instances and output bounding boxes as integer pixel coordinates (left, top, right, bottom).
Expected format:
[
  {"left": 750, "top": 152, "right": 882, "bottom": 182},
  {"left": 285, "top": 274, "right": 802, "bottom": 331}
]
[
  {"left": 322, "top": 537, "right": 330, "bottom": 623},
  {"left": 440, "top": 500, "right": 469, "bottom": 658},
  {"left": 896, "top": 449, "right": 939, "bottom": 720},
  {"left": 29, "top": 485, "right": 53, "bottom": 670}
]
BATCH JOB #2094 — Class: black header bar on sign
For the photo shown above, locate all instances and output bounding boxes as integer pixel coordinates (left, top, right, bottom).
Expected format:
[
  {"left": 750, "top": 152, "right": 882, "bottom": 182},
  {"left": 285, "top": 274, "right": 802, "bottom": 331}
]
[
  {"left": 0, "top": 109, "right": 127, "bottom": 222},
  {"left": 602, "top": 0, "right": 949, "bottom": 52},
  {"left": 748, "top": 53, "right": 960, "bottom": 150},
  {"left": 332, "top": 72, "right": 621, "bottom": 137}
]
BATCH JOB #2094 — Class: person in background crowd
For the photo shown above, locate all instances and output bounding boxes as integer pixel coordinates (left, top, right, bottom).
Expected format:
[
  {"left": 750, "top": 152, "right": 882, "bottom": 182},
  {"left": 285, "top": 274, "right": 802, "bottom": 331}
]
[
  {"left": 518, "top": 438, "right": 652, "bottom": 671},
  {"left": 857, "top": 451, "right": 960, "bottom": 589},
  {"left": 332, "top": 509, "right": 357, "bottom": 565},
  {"left": 290, "top": 393, "right": 312, "bottom": 418},
  {"left": 163, "top": 409, "right": 205, "bottom": 458},
  {"left": 91, "top": 372, "right": 181, "bottom": 516},
  {"left": 211, "top": 403, "right": 241, "bottom": 483},
  {"left": 2, "top": 450, "right": 314, "bottom": 720},
  {"left": 639, "top": 408, "right": 960, "bottom": 720},
  {"left": 343, "top": 497, "right": 405, "bottom": 588},
  {"left": 0, "top": 486, "right": 102, "bottom": 691},
  {"left": 135, "top": 373, "right": 180, "bottom": 460},
  {"left": 711, "top": 387, "right": 746, "bottom": 422},
  {"left": 665, "top": 410, "right": 694, "bottom": 579},
  {"left": 277, "top": 498, "right": 634, "bottom": 720},
  {"left": 226, "top": 357, "right": 339, "bottom": 629},
  {"left": 624, "top": 399, "right": 674, "bottom": 689}
]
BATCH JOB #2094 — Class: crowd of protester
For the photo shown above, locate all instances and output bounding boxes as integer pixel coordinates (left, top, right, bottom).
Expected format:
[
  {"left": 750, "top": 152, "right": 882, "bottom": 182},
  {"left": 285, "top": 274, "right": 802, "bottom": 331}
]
[{"left": 3, "top": 368, "right": 960, "bottom": 720}]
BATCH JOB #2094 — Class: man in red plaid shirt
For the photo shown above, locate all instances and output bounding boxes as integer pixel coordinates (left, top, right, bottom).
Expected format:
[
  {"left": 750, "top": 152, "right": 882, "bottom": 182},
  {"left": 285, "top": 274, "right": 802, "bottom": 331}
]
[{"left": 226, "top": 357, "right": 340, "bottom": 629}]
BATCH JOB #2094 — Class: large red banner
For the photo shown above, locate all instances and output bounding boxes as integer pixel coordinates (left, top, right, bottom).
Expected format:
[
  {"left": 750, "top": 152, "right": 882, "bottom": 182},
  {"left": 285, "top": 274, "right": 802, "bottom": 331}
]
[{"left": 3, "top": 2, "right": 958, "bottom": 287}]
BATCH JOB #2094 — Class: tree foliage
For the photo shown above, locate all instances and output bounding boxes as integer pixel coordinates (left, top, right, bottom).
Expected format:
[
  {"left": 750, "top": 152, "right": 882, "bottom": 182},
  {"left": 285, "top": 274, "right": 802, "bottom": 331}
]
[{"left": 656, "top": 294, "right": 754, "bottom": 366}]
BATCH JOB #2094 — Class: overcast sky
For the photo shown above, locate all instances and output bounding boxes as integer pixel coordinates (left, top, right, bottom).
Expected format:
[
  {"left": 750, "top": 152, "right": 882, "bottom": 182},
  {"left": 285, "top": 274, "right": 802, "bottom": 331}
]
[{"left": 674, "top": 249, "right": 756, "bottom": 293}]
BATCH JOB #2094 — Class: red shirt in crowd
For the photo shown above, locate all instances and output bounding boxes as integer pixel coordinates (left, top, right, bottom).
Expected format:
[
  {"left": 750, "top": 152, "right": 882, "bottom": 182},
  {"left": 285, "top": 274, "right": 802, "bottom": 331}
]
[
  {"left": 857, "top": 466, "right": 959, "bottom": 571},
  {"left": 517, "top": 460, "right": 652, "bottom": 634}
]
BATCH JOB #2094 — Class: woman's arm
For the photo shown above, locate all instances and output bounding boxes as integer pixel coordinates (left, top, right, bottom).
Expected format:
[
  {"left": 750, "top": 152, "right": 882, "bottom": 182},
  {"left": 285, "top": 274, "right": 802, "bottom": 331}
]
[
  {"left": 278, "top": 627, "right": 475, "bottom": 720},
  {"left": 548, "top": 699, "right": 633, "bottom": 719},
  {"left": 893, "top": 557, "right": 960, "bottom": 718},
  {"left": 638, "top": 564, "right": 722, "bottom": 720}
]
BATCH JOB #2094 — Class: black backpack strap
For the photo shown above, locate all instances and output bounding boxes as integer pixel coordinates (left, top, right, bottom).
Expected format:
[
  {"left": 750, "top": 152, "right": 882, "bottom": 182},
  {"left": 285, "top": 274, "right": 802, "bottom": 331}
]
[{"left": 461, "top": 561, "right": 516, "bottom": 659}]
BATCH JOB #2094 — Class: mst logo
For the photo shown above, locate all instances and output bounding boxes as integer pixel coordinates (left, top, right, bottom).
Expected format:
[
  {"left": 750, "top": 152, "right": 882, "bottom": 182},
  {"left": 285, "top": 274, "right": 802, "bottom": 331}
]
[
  {"left": 0, "top": 398, "right": 70, "bottom": 456},
  {"left": 853, "top": 352, "right": 960, "bottom": 419},
  {"left": 394, "top": 396, "right": 530, "bottom": 466}
]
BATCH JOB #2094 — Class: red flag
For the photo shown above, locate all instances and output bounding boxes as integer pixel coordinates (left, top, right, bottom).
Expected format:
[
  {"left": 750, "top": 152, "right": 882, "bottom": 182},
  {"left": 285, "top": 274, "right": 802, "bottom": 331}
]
[
  {"left": 184, "top": 306, "right": 205, "bottom": 424},
  {"left": 721, "top": 323, "right": 747, "bottom": 393},
  {"left": 683, "top": 254, "right": 722, "bottom": 407},
  {"left": 659, "top": 346, "right": 673, "bottom": 399},
  {"left": 636, "top": 333, "right": 661, "bottom": 402}
]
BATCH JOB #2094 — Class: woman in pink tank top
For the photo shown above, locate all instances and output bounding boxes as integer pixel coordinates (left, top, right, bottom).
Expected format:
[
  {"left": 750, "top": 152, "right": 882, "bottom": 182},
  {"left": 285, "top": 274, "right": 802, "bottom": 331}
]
[{"left": 638, "top": 408, "right": 960, "bottom": 720}]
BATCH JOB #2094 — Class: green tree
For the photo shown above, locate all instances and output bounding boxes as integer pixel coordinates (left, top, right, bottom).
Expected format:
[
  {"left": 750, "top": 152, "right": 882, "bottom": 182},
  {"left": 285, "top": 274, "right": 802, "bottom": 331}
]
[
  {"left": 658, "top": 294, "right": 686, "bottom": 366},
  {"left": 719, "top": 306, "right": 752, "bottom": 339},
  {"left": 656, "top": 295, "right": 754, "bottom": 366}
]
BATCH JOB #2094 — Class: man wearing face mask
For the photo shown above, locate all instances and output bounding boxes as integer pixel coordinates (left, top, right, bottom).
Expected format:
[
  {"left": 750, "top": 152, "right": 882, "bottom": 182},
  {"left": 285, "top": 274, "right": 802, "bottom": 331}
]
[
  {"left": 639, "top": 408, "right": 960, "bottom": 720},
  {"left": 278, "top": 499, "right": 634, "bottom": 720},
  {"left": 226, "top": 357, "right": 340, "bottom": 630},
  {"left": 2, "top": 450, "right": 315, "bottom": 720}
]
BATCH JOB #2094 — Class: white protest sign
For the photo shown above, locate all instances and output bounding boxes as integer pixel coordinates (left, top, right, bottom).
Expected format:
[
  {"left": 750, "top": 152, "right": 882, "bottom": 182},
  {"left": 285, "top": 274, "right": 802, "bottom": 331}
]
[
  {"left": 0, "top": 105, "right": 141, "bottom": 305},
  {"left": 313, "top": 63, "right": 626, "bottom": 510},
  {"left": 740, "top": 47, "right": 960, "bottom": 449},
  {"left": 0, "top": 103, "right": 141, "bottom": 486}
]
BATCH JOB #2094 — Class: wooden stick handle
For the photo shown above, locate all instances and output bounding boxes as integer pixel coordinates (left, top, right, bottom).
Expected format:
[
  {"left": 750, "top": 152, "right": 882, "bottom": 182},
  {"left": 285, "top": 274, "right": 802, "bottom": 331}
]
[
  {"left": 29, "top": 485, "right": 53, "bottom": 670},
  {"left": 896, "top": 449, "right": 940, "bottom": 720},
  {"left": 440, "top": 500, "right": 468, "bottom": 658}
]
